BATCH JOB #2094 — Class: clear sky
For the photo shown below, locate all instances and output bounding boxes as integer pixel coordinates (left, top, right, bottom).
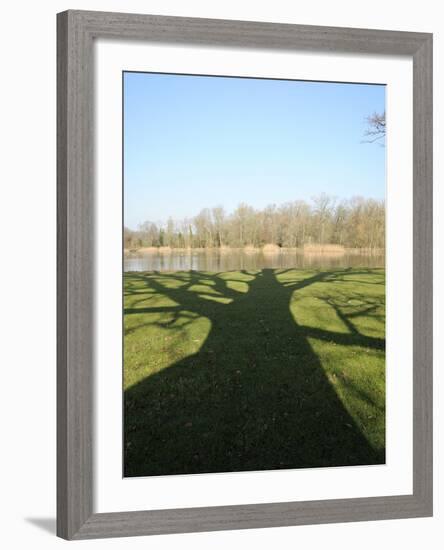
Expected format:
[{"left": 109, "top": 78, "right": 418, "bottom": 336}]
[{"left": 124, "top": 72, "right": 385, "bottom": 230}]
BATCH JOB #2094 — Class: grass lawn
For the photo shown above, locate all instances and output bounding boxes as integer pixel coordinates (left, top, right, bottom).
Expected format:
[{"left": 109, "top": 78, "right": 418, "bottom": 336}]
[{"left": 124, "top": 268, "right": 385, "bottom": 477}]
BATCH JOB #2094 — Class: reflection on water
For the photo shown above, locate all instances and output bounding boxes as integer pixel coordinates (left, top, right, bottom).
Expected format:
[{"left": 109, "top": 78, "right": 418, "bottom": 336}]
[{"left": 124, "top": 249, "right": 385, "bottom": 272}]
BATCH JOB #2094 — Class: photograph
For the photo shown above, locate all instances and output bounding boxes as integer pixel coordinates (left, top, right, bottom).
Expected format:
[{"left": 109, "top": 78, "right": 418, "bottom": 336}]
[{"left": 123, "top": 71, "right": 386, "bottom": 478}]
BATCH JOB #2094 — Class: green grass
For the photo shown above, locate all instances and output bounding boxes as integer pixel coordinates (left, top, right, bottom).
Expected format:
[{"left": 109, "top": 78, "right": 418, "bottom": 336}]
[{"left": 124, "top": 268, "right": 385, "bottom": 477}]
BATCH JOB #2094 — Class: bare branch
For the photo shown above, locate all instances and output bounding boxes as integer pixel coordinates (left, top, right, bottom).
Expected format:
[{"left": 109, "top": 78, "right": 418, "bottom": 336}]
[{"left": 362, "top": 110, "right": 386, "bottom": 145}]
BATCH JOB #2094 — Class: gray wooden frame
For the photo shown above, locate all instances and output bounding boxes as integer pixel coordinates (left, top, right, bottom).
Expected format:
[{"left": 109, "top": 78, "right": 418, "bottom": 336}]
[{"left": 57, "top": 9, "right": 433, "bottom": 540}]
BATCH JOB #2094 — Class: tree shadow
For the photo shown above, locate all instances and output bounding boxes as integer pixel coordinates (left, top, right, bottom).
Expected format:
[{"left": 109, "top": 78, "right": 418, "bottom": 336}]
[{"left": 124, "top": 268, "right": 385, "bottom": 477}]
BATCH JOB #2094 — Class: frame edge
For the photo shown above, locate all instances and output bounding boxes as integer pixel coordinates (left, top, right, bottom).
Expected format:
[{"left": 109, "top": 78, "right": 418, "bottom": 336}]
[
  {"left": 412, "top": 33, "right": 433, "bottom": 517},
  {"left": 57, "top": 9, "right": 95, "bottom": 540},
  {"left": 56, "top": 9, "right": 70, "bottom": 540}
]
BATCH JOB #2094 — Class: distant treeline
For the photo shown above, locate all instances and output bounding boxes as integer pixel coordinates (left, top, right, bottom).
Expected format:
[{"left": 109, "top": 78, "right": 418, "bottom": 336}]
[{"left": 124, "top": 194, "right": 385, "bottom": 250}]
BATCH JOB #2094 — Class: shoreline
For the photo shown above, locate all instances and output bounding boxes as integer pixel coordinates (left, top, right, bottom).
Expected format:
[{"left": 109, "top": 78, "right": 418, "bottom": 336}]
[{"left": 124, "top": 246, "right": 385, "bottom": 256}]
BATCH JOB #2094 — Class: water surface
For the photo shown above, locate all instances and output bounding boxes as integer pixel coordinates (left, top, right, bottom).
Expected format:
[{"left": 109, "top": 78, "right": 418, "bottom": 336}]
[{"left": 124, "top": 249, "right": 385, "bottom": 272}]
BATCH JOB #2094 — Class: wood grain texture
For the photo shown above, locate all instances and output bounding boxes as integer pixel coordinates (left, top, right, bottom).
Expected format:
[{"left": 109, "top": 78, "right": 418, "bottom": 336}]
[
  {"left": 57, "top": 9, "right": 433, "bottom": 540},
  {"left": 57, "top": 10, "right": 94, "bottom": 540},
  {"left": 73, "top": 10, "right": 429, "bottom": 55},
  {"left": 412, "top": 35, "right": 433, "bottom": 512},
  {"left": 72, "top": 493, "right": 429, "bottom": 539},
  {"left": 56, "top": 10, "right": 69, "bottom": 539}
]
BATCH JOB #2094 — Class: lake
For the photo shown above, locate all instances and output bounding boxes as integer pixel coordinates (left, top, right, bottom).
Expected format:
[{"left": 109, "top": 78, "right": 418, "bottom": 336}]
[{"left": 124, "top": 249, "right": 385, "bottom": 272}]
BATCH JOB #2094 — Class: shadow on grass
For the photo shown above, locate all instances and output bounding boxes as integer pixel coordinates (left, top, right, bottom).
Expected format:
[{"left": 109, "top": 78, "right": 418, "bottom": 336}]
[{"left": 124, "top": 268, "right": 385, "bottom": 477}]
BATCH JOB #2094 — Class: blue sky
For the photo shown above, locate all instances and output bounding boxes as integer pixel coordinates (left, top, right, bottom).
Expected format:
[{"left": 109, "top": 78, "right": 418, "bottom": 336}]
[{"left": 124, "top": 72, "right": 385, "bottom": 230}]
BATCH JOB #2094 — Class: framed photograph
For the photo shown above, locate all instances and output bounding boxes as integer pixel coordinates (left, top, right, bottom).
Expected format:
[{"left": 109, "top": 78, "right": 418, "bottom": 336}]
[{"left": 57, "top": 10, "right": 433, "bottom": 540}]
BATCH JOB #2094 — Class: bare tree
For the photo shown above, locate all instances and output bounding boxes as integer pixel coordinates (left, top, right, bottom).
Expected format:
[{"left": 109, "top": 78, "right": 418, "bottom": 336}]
[
  {"left": 132, "top": 195, "right": 385, "bottom": 251},
  {"left": 312, "top": 193, "right": 335, "bottom": 245},
  {"left": 363, "top": 111, "right": 386, "bottom": 144},
  {"left": 212, "top": 206, "right": 226, "bottom": 247}
]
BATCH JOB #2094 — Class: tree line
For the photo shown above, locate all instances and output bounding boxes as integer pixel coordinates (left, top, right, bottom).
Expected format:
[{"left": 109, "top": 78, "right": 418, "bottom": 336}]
[{"left": 124, "top": 194, "right": 385, "bottom": 251}]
